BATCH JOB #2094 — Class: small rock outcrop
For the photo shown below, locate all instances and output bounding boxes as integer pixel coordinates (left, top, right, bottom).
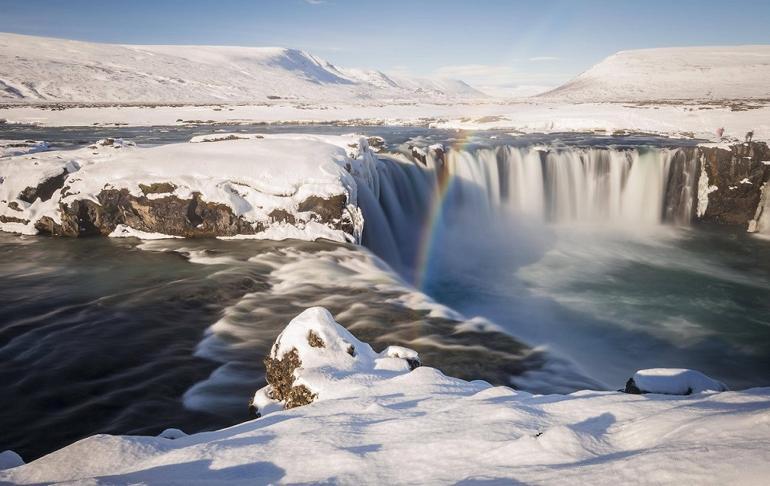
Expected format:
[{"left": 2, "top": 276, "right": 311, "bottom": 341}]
[{"left": 251, "top": 307, "right": 421, "bottom": 417}]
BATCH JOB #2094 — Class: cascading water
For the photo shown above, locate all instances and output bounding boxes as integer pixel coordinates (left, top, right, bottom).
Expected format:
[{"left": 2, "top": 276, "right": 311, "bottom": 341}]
[
  {"left": 353, "top": 141, "right": 770, "bottom": 392},
  {"left": 356, "top": 143, "right": 701, "bottom": 273}
]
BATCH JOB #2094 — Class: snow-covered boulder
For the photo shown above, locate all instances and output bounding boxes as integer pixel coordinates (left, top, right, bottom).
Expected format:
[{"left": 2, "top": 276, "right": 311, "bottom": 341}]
[
  {"left": 251, "top": 307, "right": 420, "bottom": 416},
  {"left": 0, "top": 450, "right": 24, "bottom": 470},
  {"left": 624, "top": 368, "right": 728, "bottom": 395},
  {"left": 0, "top": 134, "right": 373, "bottom": 242}
]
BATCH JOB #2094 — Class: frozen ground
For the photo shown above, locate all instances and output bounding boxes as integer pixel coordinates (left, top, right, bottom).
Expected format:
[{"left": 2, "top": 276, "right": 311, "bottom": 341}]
[
  {"left": 2, "top": 307, "right": 768, "bottom": 485},
  {"left": 3, "top": 101, "right": 769, "bottom": 142}
]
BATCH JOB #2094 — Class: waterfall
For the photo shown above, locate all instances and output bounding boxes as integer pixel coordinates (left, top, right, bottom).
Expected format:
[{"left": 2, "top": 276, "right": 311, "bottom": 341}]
[
  {"left": 749, "top": 182, "right": 770, "bottom": 235},
  {"left": 355, "top": 144, "right": 700, "bottom": 271}
]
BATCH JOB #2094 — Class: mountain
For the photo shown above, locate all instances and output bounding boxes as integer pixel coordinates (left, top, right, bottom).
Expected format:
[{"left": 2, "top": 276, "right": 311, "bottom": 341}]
[
  {"left": 0, "top": 33, "right": 486, "bottom": 103},
  {"left": 539, "top": 46, "right": 770, "bottom": 102}
]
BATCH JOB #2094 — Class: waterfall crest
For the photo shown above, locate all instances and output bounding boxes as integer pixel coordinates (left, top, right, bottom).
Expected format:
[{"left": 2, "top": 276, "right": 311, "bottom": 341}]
[{"left": 355, "top": 143, "right": 700, "bottom": 272}]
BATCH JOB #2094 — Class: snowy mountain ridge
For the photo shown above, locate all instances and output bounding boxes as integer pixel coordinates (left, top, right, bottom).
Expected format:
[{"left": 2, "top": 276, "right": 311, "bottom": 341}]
[
  {"left": 0, "top": 32, "right": 485, "bottom": 103},
  {"left": 540, "top": 45, "right": 770, "bottom": 102}
]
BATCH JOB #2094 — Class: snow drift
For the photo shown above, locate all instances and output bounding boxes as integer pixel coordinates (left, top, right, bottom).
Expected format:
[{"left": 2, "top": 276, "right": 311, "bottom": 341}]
[
  {"left": 2, "top": 306, "right": 769, "bottom": 484},
  {"left": 0, "top": 33, "right": 485, "bottom": 103},
  {"left": 540, "top": 46, "right": 770, "bottom": 102}
]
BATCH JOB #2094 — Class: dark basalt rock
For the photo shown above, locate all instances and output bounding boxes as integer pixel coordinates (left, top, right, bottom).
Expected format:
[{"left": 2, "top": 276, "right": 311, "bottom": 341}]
[
  {"left": 138, "top": 182, "right": 176, "bottom": 195},
  {"left": 30, "top": 187, "right": 353, "bottom": 239},
  {"left": 35, "top": 190, "right": 262, "bottom": 237},
  {"left": 623, "top": 378, "right": 643, "bottom": 394},
  {"left": 298, "top": 194, "right": 346, "bottom": 222},
  {"left": 297, "top": 194, "right": 355, "bottom": 235},
  {"left": 307, "top": 330, "right": 325, "bottom": 348},
  {"left": 0, "top": 214, "right": 30, "bottom": 225},
  {"left": 698, "top": 141, "right": 770, "bottom": 227},
  {"left": 268, "top": 208, "right": 296, "bottom": 225},
  {"left": 18, "top": 169, "right": 68, "bottom": 204},
  {"left": 263, "top": 348, "right": 317, "bottom": 410}
]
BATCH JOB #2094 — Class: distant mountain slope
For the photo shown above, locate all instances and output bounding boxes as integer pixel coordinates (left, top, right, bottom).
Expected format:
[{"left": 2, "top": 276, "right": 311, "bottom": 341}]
[
  {"left": 0, "top": 33, "right": 485, "bottom": 103},
  {"left": 539, "top": 46, "right": 770, "bottom": 102}
]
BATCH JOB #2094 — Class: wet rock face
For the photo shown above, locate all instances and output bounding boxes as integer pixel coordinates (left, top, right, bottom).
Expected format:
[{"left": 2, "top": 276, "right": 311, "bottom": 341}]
[
  {"left": 698, "top": 142, "right": 770, "bottom": 227},
  {"left": 18, "top": 169, "right": 68, "bottom": 204}
]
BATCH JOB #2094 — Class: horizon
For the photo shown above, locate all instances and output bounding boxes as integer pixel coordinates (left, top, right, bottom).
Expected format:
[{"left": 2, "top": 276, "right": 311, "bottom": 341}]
[{"left": 2, "top": 0, "right": 770, "bottom": 96}]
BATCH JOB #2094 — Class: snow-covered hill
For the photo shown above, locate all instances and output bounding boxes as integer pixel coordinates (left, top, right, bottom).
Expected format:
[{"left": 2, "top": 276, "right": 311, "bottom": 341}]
[
  {"left": 540, "top": 46, "right": 770, "bottom": 102},
  {"left": 0, "top": 33, "right": 485, "bottom": 103}
]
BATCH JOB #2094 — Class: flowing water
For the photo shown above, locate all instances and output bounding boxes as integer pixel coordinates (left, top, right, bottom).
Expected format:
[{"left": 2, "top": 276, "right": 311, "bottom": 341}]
[{"left": 1, "top": 125, "right": 769, "bottom": 461}]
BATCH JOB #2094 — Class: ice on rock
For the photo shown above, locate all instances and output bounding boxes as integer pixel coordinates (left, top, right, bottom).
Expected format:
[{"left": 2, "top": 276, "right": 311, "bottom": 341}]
[
  {"left": 251, "top": 306, "right": 421, "bottom": 415},
  {"left": 625, "top": 368, "right": 728, "bottom": 395}
]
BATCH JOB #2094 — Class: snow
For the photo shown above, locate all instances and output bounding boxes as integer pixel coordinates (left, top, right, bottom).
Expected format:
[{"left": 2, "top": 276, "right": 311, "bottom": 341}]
[
  {"left": 109, "top": 224, "right": 182, "bottom": 240},
  {"left": 2, "top": 307, "right": 769, "bottom": 485},
  {"left": 0, "top": 133, "right": 371, "bottom": 242},
  {"left": 539, "top": 46, "right": 770, "bottom": 102},
  {"left": 0, "top": 450, "right": 24, "bottom": 471},
  {"left": 631, "top": 368, "right": 727, "bottom": 395},
  {"left": 0, "top": 33, "right": 485, "bottom": 103}
]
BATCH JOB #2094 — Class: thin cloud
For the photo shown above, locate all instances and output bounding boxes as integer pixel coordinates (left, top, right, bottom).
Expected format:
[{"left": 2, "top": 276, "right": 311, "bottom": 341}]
[
  {"left": 529, "top": 56, "right": 561, "bottom": 62},
  {"left": 304, "top": 0, "right": 327, "bottom": 4}
]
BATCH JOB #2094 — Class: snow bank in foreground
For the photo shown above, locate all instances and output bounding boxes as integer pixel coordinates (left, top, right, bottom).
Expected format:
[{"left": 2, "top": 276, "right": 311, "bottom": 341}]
[
  {"left": 3, "top": 307, "right": 769, "bottom": 485},
  {"left": 0, "top": 134, "right": 378, "bottom": 242}
]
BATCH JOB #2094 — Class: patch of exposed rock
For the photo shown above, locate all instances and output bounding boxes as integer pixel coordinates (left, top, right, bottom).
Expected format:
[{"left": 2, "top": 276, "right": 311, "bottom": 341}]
[{"left": 35, "top": 190, "right": 262, "bottom": 237}]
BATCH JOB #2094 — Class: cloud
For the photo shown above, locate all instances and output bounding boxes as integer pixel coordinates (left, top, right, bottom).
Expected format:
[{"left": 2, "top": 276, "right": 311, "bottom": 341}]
[
  {"left": 529, "top": 56, "right": 561, "bottom": 62},
  {"left": 304, "top": 0, "right": 326, "bottom": 4}
]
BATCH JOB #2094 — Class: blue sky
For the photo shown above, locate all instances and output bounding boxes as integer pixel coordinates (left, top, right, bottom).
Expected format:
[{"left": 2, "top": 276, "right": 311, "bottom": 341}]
[{"left": 1, "top": 0, "right": 769, "bottom": 94}]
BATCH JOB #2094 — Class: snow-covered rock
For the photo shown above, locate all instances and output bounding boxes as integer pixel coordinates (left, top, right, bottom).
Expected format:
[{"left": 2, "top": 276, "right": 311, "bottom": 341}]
[
  {"left": 625, "top": 368, "right": 728, "bottom": 395},
  {"left": 252, "top": 307, "right": 420, "bottom": 415},
  {"left": 2, "top": 306, "right": 769, "bottom": 485},
  {"left": 0, "top": 450, "right": 24, "bottom": 471},
  {"left": 0, "top": 32, "right": 485, "bottom": 103},
  {"left": 540, "top": 46, "right": 770, "bottom": 102},
  {"left": 0, "top": 133, "right": 375, "bottom": 241}
]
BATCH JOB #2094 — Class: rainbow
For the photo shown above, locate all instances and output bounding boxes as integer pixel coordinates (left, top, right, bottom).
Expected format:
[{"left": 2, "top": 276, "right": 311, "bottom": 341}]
[{"left": 412, "top": 130, "right": 481, "bottom": 289}]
